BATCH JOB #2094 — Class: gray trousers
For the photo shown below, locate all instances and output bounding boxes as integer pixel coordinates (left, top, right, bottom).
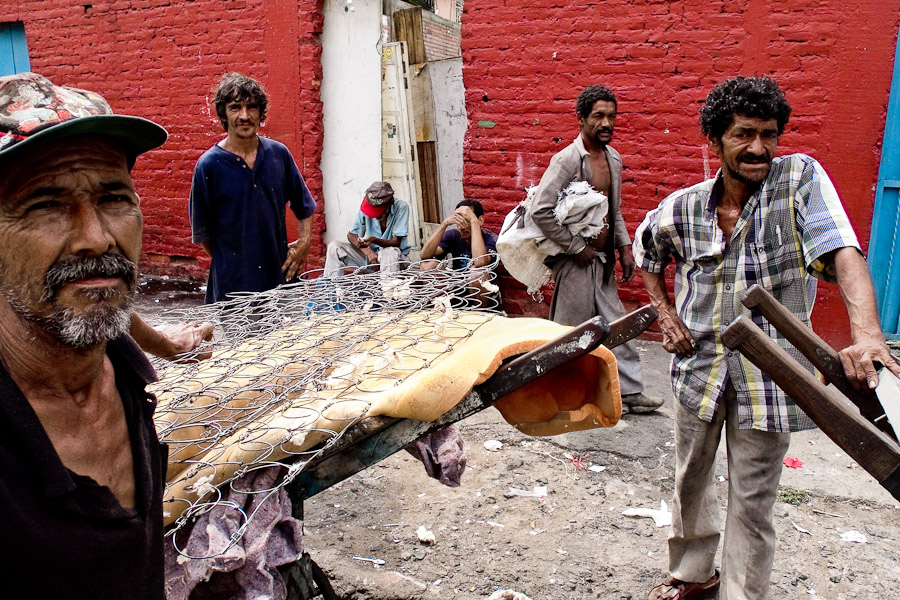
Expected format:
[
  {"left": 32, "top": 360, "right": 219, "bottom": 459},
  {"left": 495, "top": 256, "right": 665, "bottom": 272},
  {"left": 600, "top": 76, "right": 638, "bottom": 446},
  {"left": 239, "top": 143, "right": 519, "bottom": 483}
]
[
  {"left": 324, "top": 240, "right": 405, "bottom": 278},
  {"left": 548, "top": 253, "right": 643, "bottom": 395},
  {"left": 669, "top": 382, "right": 791, "bottom": 600}
]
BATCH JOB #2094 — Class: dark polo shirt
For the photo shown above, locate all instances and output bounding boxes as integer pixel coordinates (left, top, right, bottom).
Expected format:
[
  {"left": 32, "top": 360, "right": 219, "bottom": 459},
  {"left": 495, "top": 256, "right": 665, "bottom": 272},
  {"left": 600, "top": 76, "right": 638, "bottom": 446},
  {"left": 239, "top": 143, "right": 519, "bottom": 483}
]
[
  {"left": 437, "top": 227, "right": 499, "bottom": 270},
  {"left": 0, "top": 335, "right": 165, "bottom": 599},
  {"left": 189, "top": 136, "right": 318, "bottom": 304}
]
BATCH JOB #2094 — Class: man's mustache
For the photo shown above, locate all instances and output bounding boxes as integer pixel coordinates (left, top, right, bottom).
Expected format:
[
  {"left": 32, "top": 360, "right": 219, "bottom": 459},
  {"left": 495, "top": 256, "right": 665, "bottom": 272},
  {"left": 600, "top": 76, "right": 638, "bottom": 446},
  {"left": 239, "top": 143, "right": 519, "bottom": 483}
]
[
  {"left": 42, "top": 254, "right": 136, "bottom": 301},
  {"left": 739, "top": 153, "right": 770, "bottom": 164}
]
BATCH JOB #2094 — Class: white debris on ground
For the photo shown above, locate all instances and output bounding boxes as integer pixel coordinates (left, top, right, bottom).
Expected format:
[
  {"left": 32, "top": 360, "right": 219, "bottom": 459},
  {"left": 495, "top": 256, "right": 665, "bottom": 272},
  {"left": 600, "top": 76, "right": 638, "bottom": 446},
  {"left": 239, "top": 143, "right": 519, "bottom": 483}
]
[
  {"left": 622, "top": 499, "right": 673, "bottom": 528},
  {"left": 483, "top": 440, "right": 503, "bottom": 452},
  {"left": 486, "top": 590, "right": 533, "bottom": 600},
  {"left": 416, "top": 525, "right": 436, "bottom": 545}
]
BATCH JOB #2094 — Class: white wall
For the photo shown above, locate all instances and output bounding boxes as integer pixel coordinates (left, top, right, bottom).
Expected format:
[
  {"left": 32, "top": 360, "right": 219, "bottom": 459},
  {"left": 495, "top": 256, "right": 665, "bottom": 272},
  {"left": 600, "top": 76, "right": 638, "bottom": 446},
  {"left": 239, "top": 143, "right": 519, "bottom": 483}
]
[
  {"left": 321, "top": 0, "right": 384, "bottom": 244},
  {"left": 433, "top": 0, "right": 458, "bottom": 22},
  {"left": 429, "top": 57, "right": 467, "bottom": 220}
]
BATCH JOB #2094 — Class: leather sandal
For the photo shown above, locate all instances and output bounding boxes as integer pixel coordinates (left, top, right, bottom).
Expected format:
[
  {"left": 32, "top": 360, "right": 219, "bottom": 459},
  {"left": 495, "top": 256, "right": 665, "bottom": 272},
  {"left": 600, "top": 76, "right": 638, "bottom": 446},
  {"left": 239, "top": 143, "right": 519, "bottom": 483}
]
[{"left": 647, "top": 571, "right": 720, "bottom": 600}]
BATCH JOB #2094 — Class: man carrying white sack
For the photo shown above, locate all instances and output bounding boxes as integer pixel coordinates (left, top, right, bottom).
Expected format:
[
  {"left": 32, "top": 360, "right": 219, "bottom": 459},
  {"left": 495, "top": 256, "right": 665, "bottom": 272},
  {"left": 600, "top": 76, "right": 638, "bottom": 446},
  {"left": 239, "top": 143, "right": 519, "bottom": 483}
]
[{"left": 533, "top": 84, "right": 662, "bottom": 413}]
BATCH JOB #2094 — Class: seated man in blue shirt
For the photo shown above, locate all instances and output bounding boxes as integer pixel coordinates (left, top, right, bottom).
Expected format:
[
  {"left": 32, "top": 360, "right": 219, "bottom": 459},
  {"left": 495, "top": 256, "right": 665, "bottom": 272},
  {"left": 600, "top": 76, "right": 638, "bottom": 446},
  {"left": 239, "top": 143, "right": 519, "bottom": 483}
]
[
  {"left": 324, "top": 181, "right": 410, "bottom": 277},
  {"left": 420, "top": 200, "right": 498, "bottom": 271},
  {"left": 421, "top": 200, "right": 500, "bottom": 307}
]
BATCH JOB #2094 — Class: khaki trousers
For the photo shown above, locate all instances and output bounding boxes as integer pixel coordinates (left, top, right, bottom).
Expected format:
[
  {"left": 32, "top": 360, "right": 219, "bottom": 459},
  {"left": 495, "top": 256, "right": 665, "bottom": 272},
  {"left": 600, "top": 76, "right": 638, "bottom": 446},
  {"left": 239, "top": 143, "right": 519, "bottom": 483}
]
[
  {"left": 548, "top": 253, "right": 643, "bottom": 395},
  {"left": 669, "top": 382, "right": 790, "bottom": 600},
  {"left": 324, "top": 240, "right": 405, "bottom": 278}
]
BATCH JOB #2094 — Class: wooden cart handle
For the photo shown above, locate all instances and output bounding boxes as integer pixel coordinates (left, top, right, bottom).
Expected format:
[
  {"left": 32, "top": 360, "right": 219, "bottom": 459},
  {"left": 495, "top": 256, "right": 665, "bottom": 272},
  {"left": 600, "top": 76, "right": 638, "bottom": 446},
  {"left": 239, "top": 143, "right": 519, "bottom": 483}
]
[
  {"left": 723, "top": 315, "right": 900, "bottom": 500},
  {"left": 741, "top": 284, "right": 896, "bottom": 440}
]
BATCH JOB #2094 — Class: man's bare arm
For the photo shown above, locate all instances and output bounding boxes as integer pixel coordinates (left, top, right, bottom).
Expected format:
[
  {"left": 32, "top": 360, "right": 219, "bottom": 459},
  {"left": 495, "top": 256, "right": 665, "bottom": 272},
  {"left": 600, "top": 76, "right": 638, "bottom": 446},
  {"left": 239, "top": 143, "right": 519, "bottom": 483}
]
[
  {"left": 831, "top": 247, "right": 900, "bottom": 388},
  {"left": 640, "top": 269, "right": 694, "bottom": 356},
  {"left": 619, "top": 245, "right": 636, "bottom": 282},
  {"left": 347, "top": 232, "right": 366, "bottom": 248},
  {"left": 421, "top": 217, "right": 453, "bottom": 260},
  {"left": 462, "top": 211, "right": 490, "bottom": 268},
  {"left": 129, "top": 313, "right": 213, "bottom": 362},
  {"left": 283, "top": 215, "right": 313, "bottom": 280},
  {"left": 348, "top": 232, "right": 378, "bottom": 263},
  {"left": 362, "top": 235, "right": 402, "bottom": 248}
]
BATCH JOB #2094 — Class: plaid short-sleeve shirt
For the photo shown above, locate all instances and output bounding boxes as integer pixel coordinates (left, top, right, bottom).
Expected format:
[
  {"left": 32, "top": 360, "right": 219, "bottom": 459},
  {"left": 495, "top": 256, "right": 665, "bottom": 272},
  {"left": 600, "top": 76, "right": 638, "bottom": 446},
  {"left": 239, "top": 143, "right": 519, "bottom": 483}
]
[{"left": 633, "top": 154, "right": 860, "bottom": 432}]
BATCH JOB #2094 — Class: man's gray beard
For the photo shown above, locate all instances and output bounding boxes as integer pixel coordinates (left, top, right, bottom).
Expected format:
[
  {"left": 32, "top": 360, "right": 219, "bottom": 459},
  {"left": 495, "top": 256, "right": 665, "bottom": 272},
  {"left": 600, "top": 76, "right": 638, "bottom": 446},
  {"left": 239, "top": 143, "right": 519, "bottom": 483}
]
[
  {"left": 1, "top": 284, "right": 132, "bottom": 348},
  {"left": 0, "top": 253, "right": 137, "bottom": 349}
]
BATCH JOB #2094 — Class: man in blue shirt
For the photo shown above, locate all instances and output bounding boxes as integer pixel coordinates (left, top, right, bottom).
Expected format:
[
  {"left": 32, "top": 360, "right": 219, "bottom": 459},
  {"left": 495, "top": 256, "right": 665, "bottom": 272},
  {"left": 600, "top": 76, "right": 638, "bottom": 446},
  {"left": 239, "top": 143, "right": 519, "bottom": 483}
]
[
  {"left": 323, "top": 181, "right": 410, "bottom": 277},
  {"left": 420, "top": 199, "right": 498, "bottom": 271},
  {"left": 190, "top": 73, "right": 317, "bottom": 303}
]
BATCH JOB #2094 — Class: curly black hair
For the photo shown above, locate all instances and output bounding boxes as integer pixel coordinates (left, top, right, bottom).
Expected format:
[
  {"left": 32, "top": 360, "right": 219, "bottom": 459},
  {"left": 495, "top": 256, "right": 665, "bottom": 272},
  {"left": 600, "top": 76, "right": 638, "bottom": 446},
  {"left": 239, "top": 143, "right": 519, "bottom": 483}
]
[
  {"left": 699, "top": 76, "right": 791, "bottom": 139},
  {"left": 213, "top": 73, "right": 269, "bottom": 132},
  {"left": 576, "top": 85, "right": 617, "bottom": 118}
]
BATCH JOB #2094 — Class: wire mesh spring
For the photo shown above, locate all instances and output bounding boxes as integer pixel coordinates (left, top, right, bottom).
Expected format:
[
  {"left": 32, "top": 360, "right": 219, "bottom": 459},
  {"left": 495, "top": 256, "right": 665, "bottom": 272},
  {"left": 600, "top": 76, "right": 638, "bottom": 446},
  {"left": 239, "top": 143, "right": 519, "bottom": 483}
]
[{"left": 147, "top": 258, "right": 502, "bottom": 557}]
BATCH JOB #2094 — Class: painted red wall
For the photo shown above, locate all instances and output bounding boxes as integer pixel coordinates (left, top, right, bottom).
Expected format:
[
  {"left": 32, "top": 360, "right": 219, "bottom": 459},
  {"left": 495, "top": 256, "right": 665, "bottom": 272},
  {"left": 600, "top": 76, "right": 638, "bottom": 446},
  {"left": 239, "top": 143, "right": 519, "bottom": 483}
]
[
  {"left": 461, "top": 0, "right": 900, "bottom": 347},
  {"left": 1, "top": 0, "right": 327, "bottom": 278}
]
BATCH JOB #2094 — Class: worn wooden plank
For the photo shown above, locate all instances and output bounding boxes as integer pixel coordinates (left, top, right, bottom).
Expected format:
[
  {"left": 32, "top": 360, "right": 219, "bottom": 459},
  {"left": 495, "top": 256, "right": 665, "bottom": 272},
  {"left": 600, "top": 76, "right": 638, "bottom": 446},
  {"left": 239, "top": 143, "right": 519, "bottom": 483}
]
[
  {"left": 409, "top": 63, "right": 435, "bottom": 142},
  {"left": 741, "top": 284, "right": 896, "bottom": 440},
  {"left": 723, "top": 316, "right": 900, "bottom": 499},
  {"left": 416, "top": 141, "right": 441, "bottom": 223},
  {"left": 604, "top": 305, "right": 658, "bottom": 349},
  {"left": 392, "top": 8, "right": 427, "bottom": 65}
]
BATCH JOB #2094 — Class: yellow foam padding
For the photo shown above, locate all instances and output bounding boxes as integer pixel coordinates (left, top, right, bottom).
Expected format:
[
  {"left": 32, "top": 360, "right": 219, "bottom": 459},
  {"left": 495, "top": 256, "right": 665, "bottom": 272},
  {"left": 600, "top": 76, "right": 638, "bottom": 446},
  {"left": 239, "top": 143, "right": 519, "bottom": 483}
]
[
  {"left": 365, "top": 316, "right": 621, "bottom": 426},
  {"left": 153, "top": 311, "right": 620, "bottom": 526},
  {"left": 492, "top": 348, "right": 620, "bottom": 436}
]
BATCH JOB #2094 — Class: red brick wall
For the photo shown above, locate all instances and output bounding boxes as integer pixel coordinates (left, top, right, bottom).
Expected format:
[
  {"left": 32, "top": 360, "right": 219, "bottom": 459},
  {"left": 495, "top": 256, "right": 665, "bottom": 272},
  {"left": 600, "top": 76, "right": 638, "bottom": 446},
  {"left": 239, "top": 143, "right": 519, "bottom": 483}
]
[
  {"left": 1, "top": 0, "right": 326, "bottom": 279},
  {"left": 461, "top": 0, "right": 900, "bottom": 347}
]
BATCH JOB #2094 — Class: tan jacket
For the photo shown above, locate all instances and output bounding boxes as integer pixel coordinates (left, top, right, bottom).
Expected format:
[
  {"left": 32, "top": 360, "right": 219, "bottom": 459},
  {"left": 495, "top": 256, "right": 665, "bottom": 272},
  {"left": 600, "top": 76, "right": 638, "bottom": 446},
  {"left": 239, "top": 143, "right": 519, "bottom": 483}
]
[{"left": 532, "top": 135, "right": 630, "bottom": 256}]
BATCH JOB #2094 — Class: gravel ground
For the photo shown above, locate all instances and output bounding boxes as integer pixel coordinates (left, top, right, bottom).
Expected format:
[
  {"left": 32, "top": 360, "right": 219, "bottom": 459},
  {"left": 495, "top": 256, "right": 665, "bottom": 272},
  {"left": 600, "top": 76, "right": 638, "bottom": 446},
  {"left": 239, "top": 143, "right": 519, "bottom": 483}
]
[{"left": 134, "top": 278, "right": 900, "bottom": 600}]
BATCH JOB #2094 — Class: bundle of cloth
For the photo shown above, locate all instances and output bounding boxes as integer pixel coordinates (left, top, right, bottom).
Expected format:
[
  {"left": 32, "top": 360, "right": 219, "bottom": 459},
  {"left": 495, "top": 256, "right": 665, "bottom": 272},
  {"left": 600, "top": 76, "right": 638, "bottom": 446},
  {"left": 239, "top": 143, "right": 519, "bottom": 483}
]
[{"left": 497, "top": 181, "right": 609, "bottom": 294}]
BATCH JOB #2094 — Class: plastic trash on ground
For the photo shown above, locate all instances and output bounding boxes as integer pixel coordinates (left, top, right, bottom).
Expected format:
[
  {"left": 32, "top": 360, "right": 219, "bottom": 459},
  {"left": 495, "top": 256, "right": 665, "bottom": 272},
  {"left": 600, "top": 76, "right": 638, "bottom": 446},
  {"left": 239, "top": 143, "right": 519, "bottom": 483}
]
[
  {"left": 416, "top": 525, "right": 436, "bottom": 545},
  {"left": 483, "top": 440, "right": 503, "bottom": 452},
  {"left": 506, "top": 486, "right": 548, "bottom": 498},
  {"left": 486, "top": 590, "right": 534, "bottom": 600},
  {"left": 783, "top": 457, "right": 804, "bottom": 469},
  {"left": 622, "top": 499, "right": 673, "bottom": 527},
  {"left": 839, "top": 530, "right": 867, "bottom": 543}
]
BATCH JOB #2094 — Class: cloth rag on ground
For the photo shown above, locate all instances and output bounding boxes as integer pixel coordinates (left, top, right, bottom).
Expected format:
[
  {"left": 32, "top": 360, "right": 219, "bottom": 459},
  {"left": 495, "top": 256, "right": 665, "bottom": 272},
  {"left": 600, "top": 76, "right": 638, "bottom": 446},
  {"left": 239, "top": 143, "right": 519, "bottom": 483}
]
[{"left": 163, "top": 466, "right": 302, "bottom": 600}]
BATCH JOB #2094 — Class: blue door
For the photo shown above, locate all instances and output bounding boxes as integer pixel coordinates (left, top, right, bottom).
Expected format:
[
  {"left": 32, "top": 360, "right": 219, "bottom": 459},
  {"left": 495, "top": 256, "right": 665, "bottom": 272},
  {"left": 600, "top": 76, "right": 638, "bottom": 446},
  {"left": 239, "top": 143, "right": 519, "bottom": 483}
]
[
  {"left": 870, "top": 39, "right": 900, "bottom": 339},
  {"left": 0, "top": 22, "right": 30, "bottom": 76}
]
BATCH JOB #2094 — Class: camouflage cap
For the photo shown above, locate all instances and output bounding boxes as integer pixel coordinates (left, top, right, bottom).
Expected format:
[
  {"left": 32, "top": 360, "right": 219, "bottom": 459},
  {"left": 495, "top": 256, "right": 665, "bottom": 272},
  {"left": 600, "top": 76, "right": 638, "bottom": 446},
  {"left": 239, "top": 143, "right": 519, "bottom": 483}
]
[{"left": 0, "top": 72, "right": 167, "bottom": 168}]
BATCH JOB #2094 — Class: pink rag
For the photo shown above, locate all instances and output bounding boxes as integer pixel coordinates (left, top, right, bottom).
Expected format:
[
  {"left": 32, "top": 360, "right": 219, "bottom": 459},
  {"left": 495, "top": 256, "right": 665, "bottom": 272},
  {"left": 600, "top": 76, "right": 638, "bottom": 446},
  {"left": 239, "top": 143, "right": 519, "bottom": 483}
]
[
  {"left": 164, "top": 466, "right": 303, "bottom": 600},
  {"left": 405, "top": 424, "right": 468, "bottom": 487}
]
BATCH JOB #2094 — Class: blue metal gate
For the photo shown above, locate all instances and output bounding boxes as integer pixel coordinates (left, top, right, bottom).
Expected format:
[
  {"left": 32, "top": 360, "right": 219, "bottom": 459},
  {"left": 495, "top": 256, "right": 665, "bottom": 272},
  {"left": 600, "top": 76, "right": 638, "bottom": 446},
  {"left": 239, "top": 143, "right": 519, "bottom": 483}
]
[
  {"left": 870, "top": 39, "right": 900, "bottom": 339},
  {"left": 0, "top": 22, "right": 30, "bottom": 76}
]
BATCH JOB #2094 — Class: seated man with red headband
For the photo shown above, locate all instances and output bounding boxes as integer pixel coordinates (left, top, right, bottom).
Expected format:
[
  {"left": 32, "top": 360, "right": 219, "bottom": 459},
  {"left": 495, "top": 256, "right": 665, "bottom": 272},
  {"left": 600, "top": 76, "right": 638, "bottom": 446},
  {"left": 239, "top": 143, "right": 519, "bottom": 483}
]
[{"left": 323, "top": 181, "right": 410, "bottom": 277}]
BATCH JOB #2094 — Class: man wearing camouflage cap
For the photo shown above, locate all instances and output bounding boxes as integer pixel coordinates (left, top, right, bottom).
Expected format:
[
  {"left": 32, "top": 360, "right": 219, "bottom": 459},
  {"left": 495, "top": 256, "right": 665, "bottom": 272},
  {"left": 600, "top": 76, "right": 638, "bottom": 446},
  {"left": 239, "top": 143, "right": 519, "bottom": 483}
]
[{"left": 0, "top": 72, "right": 170, "bottom": 598}]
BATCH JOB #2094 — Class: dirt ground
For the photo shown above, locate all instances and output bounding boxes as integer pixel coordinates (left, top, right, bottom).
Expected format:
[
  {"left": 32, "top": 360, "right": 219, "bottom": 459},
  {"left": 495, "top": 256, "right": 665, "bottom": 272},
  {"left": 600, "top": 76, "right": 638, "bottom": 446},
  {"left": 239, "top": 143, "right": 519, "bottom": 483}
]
[{"left": 135, "top": 281, "right": 900, "bottom": 600}]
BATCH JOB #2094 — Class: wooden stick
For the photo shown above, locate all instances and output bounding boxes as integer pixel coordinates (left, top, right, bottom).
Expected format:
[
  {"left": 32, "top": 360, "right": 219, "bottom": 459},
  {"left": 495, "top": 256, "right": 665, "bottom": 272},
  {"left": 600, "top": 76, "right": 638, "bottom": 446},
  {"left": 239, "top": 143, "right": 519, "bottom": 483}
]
[
  {"left": 810, "top": 508, "right": 845, "bottom": 518},
  {"left": 723, "top": 316, "right": 900, "bottom": 500},
  {"left": 740, "top": 285, "right": 896, "bottom": 441}
]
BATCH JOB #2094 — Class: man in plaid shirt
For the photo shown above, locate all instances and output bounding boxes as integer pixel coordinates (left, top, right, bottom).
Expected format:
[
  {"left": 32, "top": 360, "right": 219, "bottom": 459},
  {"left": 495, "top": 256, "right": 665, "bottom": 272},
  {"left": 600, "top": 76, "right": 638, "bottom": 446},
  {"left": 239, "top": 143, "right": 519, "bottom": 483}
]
[{"left": 634, "top": 76, "right": 900, "bottom": 600}]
